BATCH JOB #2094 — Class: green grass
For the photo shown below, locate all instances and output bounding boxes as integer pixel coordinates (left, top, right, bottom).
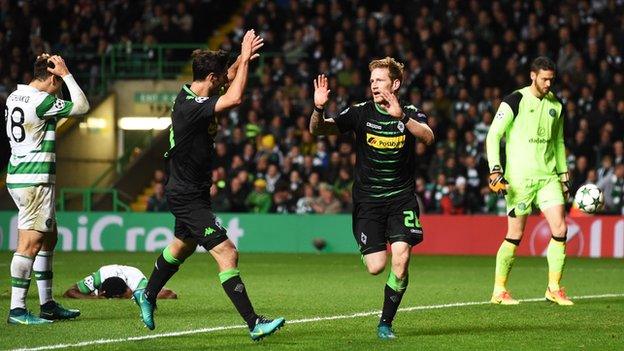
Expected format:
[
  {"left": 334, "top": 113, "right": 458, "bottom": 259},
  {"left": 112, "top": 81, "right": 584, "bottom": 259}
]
[{"left": 0, "top": 252, "right": 622, "bottom": 350}]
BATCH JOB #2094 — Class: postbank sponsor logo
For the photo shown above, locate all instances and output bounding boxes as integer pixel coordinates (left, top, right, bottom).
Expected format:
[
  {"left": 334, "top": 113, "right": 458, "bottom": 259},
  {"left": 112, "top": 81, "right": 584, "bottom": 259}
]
[{"left": 366, "top": 133, "right": 405, "bottom": 149}]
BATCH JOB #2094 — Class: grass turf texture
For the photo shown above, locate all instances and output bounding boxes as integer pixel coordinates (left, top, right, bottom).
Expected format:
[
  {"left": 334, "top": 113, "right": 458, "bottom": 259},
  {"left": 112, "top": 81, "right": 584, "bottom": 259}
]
[{"left": 0, "top": 252, "right": 622, "bottom": 350}]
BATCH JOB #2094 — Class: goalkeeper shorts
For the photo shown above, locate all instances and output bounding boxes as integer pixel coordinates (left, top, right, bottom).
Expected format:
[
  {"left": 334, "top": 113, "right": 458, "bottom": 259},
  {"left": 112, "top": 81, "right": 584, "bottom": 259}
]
[{"left": 505, "top": 175, "right": 564, "bottom": 216}]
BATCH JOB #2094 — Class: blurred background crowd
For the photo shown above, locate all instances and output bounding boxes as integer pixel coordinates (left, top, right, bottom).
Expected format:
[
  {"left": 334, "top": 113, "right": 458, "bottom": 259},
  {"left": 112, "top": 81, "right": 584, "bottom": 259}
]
[{"left": 2, "top": 0, "right": 624, "bottom": 215}]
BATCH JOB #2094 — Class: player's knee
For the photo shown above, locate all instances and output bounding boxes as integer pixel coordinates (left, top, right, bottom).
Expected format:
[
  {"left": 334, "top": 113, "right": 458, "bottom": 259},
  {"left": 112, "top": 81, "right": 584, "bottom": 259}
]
[
  {"left": 366, "top": 262, "right": 386, "bottom": 275},
  {"left": 17, "top": 237, "right": 43, "bottom": 257},
  {"left": 212, "top": 241, "right": 239, "bottom": 268},
  {"left": 554, "top": 222, "right": 567, "bottom": 238}
]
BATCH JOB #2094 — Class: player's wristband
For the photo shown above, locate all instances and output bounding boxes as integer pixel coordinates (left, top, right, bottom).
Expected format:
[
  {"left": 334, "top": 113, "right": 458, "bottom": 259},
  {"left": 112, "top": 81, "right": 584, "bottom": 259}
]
[
  {"left": 314, "top": 106, "right": 324, "bottom": 113},
  {"left": 400, "top": 113, "right": 411, "bottom": 125}
]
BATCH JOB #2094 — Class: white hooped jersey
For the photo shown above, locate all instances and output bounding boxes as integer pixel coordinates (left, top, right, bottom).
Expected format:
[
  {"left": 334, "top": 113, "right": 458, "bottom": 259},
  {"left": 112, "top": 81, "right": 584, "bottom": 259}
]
[
  {"left": 4, "top": 84, "right": 73, "bottom": 188},
  {"left": 76, "top": 265, "right": 147, "bottom": 295}
]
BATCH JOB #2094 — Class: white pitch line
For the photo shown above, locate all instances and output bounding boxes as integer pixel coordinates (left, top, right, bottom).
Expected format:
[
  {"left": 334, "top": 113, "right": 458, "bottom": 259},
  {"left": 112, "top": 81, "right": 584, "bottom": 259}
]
[{"left": 9, "top": 293, "right": 624, "bottom": 351}]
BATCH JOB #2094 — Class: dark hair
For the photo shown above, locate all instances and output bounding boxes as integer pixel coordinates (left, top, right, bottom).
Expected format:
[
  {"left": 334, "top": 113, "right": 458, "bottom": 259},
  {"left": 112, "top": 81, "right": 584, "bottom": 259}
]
[
  {"left": 191, "top": 49, "right": 231, "bottom": 81},
  {"left": 530, "top": 56, "right": 556, "bottom": 73},
  {"left": 33, "top": 56, "right": 55, "bottom": 81},
  {"left": 101, "top": 277, "right": 128, "bottom": 298}
]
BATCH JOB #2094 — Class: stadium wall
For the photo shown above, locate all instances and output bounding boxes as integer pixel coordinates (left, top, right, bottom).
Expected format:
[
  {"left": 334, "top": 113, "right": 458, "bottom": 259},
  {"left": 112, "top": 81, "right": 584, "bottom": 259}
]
[
  {"left": 56, "top": 95, "right": 117, "bottom": 189},
  {"left": 0, "top": 212, "right": 621, "bottom": 258}
]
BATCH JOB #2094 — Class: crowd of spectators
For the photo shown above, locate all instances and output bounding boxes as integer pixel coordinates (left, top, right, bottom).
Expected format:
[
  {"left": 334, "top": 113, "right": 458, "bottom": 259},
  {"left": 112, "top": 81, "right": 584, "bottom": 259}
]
[
  {"left": 0, "top": 0, "right": 239, "bottom": 98},
  {"left": 200, "top": 0, "right": 624, "bottom": 215},
  {"left": 0, "top": 0, "right": 239, "bottom": 169}
]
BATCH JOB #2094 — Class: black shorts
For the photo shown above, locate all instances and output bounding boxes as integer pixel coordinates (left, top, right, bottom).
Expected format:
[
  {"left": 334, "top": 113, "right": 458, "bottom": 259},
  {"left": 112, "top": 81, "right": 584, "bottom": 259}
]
[
  {"left": 166, "top": 191, "right": 228, "bottom": 250},
  {"left": 352, "top": 195, "right": 424, "bottom": 255}
]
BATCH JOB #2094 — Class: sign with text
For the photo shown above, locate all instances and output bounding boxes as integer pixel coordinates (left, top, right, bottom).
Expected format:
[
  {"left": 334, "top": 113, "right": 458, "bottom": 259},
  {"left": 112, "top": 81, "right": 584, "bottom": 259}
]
[{"left": 0, "top": 213, "right": 621, "bottom": 258}]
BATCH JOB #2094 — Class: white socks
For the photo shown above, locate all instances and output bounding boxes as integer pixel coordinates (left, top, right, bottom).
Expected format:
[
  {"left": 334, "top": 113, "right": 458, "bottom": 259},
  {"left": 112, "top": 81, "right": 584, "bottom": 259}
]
[
  {"left": 10, "top": 253, "right": 34, "bottom": 310},
  {"left": 33, "top": 251, "right": 54, "bottom": 305}
]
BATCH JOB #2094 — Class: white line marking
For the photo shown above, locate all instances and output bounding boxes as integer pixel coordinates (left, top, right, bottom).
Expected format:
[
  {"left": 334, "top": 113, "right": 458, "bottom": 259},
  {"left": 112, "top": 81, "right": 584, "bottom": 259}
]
[{"left": 9, "top": 293, "right": 624, "bottom": 351}]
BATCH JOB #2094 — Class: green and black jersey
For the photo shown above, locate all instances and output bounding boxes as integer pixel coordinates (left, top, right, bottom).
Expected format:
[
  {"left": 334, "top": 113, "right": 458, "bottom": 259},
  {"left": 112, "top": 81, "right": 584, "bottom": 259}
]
[
  {"left": 165, "top": 85, "right": 220, "bottom": 195},
  {"left": 334, "top": 101, "right": 428, "bottom": 203}
]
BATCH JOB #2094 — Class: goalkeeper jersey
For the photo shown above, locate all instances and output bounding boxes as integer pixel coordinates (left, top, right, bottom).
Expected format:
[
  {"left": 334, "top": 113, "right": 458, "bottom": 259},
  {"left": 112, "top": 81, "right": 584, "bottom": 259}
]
[
  {"left": 486, "top": 86, "right": 566, "bottom": 180},
  {"left": 76, "top": 265, "right": 147, "bottom": 295},
  {"left": 5, "top": 84, "right": 74, "bottom": 188}
]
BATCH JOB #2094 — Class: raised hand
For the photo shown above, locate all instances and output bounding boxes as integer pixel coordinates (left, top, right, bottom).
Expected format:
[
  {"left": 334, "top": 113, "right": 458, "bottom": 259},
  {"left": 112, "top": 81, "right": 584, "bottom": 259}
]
[
  {"left": 313, "top": 74, "right": 330, "bottom": 109},
  {"left": 46, "top": 55, "right": 70, "bottom": 77},
  {"left": 240, "top": 30, "right": 256, "bottom": 62},
  {"left": 378, "top": 90, "right": 403, "bottom": 118},
  {"left": 250, "top": 33, "right": 264, "bottom": 61}
]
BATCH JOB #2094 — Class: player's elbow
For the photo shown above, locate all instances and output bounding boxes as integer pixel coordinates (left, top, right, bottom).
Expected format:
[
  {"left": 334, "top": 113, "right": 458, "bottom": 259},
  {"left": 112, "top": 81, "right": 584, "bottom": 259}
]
[
  {"left": 72, "top": 100, "right": 90, "bottom": 115},
  {"left": 423, "top": 131, "right": 434, "bottom": 145}
]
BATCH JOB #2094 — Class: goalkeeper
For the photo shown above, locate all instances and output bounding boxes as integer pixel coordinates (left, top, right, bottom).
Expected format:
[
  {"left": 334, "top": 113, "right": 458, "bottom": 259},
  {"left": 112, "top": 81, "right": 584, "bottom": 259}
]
[{"left": 486, "top": 56, "right": 573, "bottom": 306}]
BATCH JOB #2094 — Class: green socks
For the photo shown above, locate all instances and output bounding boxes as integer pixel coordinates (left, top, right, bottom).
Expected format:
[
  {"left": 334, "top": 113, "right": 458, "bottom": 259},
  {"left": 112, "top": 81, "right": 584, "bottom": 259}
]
[{"left": 494, "top": 239, "right": 518, "bottom": 294}]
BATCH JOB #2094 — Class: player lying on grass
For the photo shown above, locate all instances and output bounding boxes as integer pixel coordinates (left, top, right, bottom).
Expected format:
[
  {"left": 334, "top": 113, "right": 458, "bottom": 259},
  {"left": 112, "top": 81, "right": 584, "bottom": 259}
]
[
  {"left": 64, "top": 264, "right": 177, "bottom": 299},
  {"left": 487, "top": 56, "right": 573, "bottom": 306}
]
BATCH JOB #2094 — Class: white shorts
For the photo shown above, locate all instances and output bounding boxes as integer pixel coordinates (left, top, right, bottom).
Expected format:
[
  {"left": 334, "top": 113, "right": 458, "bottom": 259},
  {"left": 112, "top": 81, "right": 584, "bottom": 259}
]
[{"left": 8, "top": 184, "right": 56, "bottom": 232}]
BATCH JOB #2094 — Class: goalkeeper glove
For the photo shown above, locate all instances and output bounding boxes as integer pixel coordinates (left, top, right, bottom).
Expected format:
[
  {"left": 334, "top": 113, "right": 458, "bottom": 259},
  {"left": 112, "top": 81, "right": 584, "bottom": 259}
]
[
  {"left": 559, "top": 172, "right": 571, "bottom": 200},
  {"left": 488, "top": 165, "right": 508, "bottom": 196}
]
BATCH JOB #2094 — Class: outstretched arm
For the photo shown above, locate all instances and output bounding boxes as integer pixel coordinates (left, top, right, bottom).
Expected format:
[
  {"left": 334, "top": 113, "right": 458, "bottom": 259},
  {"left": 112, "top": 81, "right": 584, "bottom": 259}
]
[
  {"left": 309, "top": 74, "right": 340, "bottom": 135},
  {"left": 63, "top": 284, "right": 102, "bottom": 299}
]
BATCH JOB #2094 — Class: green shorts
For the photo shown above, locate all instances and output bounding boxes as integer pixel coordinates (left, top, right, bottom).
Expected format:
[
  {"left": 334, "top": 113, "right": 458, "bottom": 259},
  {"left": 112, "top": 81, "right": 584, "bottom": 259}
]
[{"left": 505, "top": 176, "right": 564, "bottom": 216}]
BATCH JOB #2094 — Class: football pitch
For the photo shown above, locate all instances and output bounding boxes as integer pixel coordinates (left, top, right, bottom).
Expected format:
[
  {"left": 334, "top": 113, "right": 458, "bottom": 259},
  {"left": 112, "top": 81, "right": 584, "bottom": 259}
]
[{"left": 0, "top": 252, "right": 622, "bottom": 350}]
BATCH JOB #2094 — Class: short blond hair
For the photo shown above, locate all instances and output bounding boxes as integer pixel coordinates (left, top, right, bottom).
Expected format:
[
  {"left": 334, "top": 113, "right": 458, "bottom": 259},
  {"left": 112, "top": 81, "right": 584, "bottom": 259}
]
[{"left": 368, "top": 57, "right": 404, "bottom": 82}]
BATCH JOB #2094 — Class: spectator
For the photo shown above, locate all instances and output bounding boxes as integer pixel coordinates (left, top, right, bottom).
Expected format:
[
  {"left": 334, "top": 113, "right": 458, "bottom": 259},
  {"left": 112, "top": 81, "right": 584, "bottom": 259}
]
[
  {"left": 245, "top": 178, "right": 272, "bottom": 213},
  {"left": 228, "top": 177, "right": 249, "bottom": 213},
  {"left": 147, "top": 183, "right": 168, "bottom": 212},
  {"left": 311, "top": 183, "right": 341, "bottom": 214},
  {"left": 598, "top": 163, "right": 624, "bottom": 215},
  {"left": 271, "top": 184, "right": 295, "bottom": 213},
  {"left": 295, "top": 184, "right": 316, "bottom": 214}
]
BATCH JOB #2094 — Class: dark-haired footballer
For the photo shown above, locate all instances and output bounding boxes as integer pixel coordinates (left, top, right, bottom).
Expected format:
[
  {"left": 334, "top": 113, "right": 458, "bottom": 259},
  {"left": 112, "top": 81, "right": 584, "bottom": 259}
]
[
  {"left": 132, "top": 30, "right": 285, "bottom": 341},
  {"left": 6, "top": 54, "right": 88, "bottom": 325},
  {"left": 64, "top": 265, "right": 177, "bottom": 299},
  {"left": 487, "top": 56, "right": 572, "bottom": 306}
]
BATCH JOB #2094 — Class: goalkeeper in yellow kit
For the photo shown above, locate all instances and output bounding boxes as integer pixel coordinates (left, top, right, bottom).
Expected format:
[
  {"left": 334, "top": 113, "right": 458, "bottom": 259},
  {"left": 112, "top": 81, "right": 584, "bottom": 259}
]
[{"left": 486, "top": 57, "right": 573, "bottom": 306}]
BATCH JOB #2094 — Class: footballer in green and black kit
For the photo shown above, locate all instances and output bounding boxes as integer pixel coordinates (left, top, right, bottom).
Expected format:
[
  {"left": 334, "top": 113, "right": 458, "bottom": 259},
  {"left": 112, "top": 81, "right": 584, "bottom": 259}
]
[
  {"left": 164, "top": 84, "right": 227, "bottom": 250},
  {"left": 333, "top": 101, "right": 427, "bottom": 255}
]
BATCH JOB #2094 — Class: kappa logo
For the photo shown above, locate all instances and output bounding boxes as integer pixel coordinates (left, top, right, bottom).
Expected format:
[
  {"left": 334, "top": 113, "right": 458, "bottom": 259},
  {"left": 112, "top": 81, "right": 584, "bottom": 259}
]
[
  {"left": 529, "top": 218, "right": 584, "bottom": 256},
  {"left": 366, "top": 122, "right": 382, "bottom": 130},
  {"left": 366, "top": 133, "right": 406, "bottom": 149},
  {"left": 194, "top": 97, "right": 209, "bottom": 103},
  {"left": 360, "top": 232, "right": 367, "bottom": 244}
]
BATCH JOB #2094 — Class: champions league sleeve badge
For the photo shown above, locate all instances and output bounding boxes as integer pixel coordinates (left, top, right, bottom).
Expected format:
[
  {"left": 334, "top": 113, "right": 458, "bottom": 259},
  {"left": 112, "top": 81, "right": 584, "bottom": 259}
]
[{"left": 397, "top": 121, "right": 405, "bottom": 132}]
